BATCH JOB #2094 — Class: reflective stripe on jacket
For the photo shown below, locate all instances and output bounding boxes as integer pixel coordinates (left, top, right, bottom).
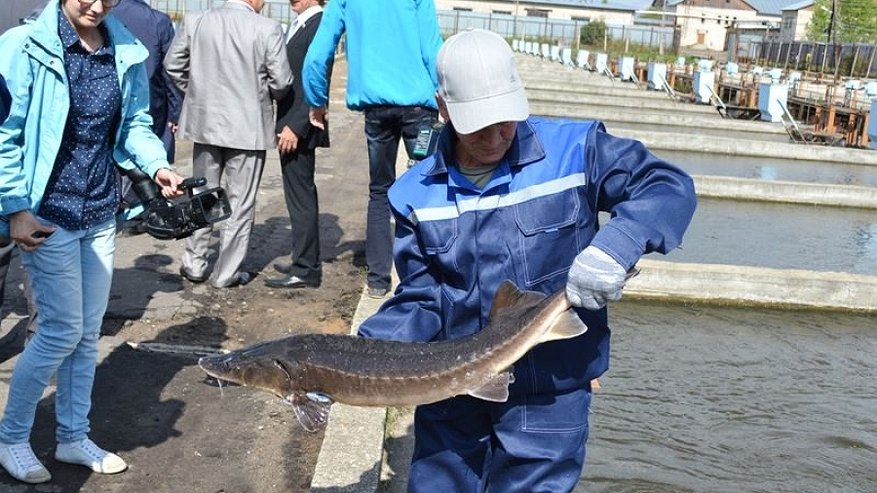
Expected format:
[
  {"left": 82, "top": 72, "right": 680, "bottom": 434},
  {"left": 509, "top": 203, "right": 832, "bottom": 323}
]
[{"left": 359, "top": 116, "right": 697, "bottom": 396}]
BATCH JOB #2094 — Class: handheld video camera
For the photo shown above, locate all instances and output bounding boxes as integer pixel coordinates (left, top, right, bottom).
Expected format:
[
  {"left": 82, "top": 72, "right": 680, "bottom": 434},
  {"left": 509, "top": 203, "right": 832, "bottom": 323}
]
[{"left": 122, "top": 168, "right": 232, "bottom": 241}]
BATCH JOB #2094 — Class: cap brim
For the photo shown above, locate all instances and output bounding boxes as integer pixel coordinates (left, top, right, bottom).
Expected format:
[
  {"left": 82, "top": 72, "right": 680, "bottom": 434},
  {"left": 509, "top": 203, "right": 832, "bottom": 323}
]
[{"left": 445, "top": 87, "right": 530, "bottom": 135}]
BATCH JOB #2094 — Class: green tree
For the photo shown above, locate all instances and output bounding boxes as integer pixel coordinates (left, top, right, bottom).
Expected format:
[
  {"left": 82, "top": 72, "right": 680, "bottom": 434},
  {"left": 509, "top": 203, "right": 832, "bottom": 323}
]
[
  {"left": 580, "top": 20, "right": 607, "bottom": 46},
  {"left": 806, "top": 0, "right": 877, "bottom": 43}
]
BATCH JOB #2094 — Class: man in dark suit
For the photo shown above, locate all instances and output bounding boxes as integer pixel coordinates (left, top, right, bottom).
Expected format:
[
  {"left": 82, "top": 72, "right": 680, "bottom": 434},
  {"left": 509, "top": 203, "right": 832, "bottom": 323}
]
[
  {"left": 111, "top": 0, "right": 182, "bottom": 162},
  {"left": 266, "top": 0, "right": 332, "bottom": 289}
]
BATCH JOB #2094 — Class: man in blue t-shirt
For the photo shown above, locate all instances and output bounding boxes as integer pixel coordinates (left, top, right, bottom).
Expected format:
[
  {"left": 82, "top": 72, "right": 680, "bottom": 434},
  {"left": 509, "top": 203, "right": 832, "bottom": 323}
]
[{"left": 301, "top": 0, "right": 443, "bottom": 299}]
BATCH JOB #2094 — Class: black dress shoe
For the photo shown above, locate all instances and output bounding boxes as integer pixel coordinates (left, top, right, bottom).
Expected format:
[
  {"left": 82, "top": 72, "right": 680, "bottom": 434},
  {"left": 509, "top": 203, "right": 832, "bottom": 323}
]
[
  {"left": 273, "top": 261, "right": 292, "bottom": 274},
  {"left": 265, "top": 274, "right": 320, "bottom": 289},
  {"left": 179, "top": 266, "right": 208, "bottom": 283}
]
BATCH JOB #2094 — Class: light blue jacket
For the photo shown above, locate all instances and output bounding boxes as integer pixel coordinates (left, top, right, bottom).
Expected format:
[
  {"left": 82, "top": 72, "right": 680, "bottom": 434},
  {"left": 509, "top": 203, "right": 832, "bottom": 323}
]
[
  {"left": 302, "top": 0, "right": 442, "bottom": 111},
  {"left": 0, "top": 0, "right": 169, "bottom": 236}
]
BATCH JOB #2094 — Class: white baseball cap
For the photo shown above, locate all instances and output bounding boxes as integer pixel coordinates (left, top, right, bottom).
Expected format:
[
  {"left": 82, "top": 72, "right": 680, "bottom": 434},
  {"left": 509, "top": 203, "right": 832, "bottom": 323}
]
[{"left": 437, "top": 29, "right": 529, "bottom": 135}]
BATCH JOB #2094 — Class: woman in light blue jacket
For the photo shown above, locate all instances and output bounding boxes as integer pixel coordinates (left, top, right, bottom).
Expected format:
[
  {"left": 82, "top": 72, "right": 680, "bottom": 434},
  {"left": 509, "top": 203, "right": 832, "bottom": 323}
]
[{"left": 0, "top": 0, "right": 183, "bottom": 484}]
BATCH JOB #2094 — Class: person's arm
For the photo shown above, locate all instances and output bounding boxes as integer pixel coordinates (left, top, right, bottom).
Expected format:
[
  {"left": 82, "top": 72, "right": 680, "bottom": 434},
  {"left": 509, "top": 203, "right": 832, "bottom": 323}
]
[
  {"left": 0, "top": 74, "right": 10, "bottom": 123},
  {"left": 415, "top": 0, "right": 442, "bottom": 88},
  {"left": 116, "top": 61, "right": 182, "bottom": 196},
  {"left": 157, "top": 13, "right": 183, "bottom": 124},
  {"left": 0, "top": 34, "right": 34, "bottom": 220},
  {"left": 302, "top": 0, "right": 344, "bottom": 109},
  {"left": 566, "top": 123, "right": 697, "bottom": 309},
  {"left": 0, "top": 32, "right": 55, "bottom": 246},
  {"left": 163, "top": 13, "right": 193, "bottom": 93},
  {"left": 265, "top": 21, "right": 292, "bottom": 101},
  {"left": 357, "top": 208, "right": 443, "bottom": 343}
]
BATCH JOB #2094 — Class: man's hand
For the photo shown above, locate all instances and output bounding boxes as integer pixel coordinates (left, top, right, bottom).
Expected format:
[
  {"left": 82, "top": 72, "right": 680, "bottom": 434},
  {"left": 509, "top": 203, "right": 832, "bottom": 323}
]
[
  {"left": 309, "top": 106, "right": 328, "bottom": 130},
  {"left": 154, "top": 168, "right": 185, "bottom": 199},
  {"left": 277, "top": 126, "right": 299, "bottom": 155},
  {"left": 565, "top": 245, "right": 628, "bottom": 310}
]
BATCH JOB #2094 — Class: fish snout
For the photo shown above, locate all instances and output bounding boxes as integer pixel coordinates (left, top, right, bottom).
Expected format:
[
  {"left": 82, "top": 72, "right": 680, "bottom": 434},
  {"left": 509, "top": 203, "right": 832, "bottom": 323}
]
[{"left": 198, "top": 353, "right": 234, "bottom": 376}]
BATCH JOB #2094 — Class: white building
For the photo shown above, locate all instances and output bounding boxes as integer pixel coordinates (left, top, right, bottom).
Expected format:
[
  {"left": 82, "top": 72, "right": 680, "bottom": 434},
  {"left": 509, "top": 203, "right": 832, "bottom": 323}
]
[
  {"left": 779, "top": 0, "right": 814, "bottom": 41},
  {"left": 667, "top": 0, "right": 795, "bottom": 49},
  {"left": 434, "top": 0, "right": 655, "bottom": 27}
]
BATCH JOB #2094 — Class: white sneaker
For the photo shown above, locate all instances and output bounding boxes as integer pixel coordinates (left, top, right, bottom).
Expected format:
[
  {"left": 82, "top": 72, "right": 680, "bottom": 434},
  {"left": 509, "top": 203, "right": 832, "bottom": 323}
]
[
  {"left": 0, "top": 442, "right": 51, "bottom": 483},
  {"left": 55, "top": 438, "right": 127, "bottom": 474}
]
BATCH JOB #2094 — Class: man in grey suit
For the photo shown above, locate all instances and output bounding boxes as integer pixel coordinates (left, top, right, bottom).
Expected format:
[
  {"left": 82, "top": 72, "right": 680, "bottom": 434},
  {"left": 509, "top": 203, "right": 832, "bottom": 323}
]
[{"left": 164, "top": 0, "right": 292, "bottom": 288}]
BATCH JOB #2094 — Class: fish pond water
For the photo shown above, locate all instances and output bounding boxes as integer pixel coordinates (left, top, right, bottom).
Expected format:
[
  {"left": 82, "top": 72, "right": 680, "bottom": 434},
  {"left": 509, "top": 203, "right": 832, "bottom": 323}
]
[{"left": 581, "top": 301, "right": 877, "bottom": 493}]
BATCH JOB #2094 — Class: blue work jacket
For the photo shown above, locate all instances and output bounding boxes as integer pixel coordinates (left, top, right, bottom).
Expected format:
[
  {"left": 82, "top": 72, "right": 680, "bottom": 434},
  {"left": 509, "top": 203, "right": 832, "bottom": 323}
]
[
  {"left": 0, "top": 0, "right": 169, "bottom": 236},
  {"left": 358, "top": 117, "right": 697, "bottom": 396}
]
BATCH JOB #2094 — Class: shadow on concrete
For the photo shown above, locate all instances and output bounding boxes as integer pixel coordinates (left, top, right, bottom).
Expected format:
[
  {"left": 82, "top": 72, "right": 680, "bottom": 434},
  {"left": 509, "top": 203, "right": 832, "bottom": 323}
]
[
  {"left": 103, "top": 254, "right": 183, "bottom": 337},
  {"left": 311, "top": 462, "right": 381, "bottom": 493},
  {"left": 249, "top": 213, "right": 366, "bottom": 272},
  {"left": 11, "top": 316, "right": 229, "bottom": 492}
]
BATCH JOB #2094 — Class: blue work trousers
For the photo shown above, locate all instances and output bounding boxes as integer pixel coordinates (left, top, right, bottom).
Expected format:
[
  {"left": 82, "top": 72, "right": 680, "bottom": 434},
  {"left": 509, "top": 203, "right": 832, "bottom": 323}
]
[
  {"left": 362, "top": 105, "right": 438, "bottom": 290},
  {"left": 408, "top": 387, "right": 592, "bottom": 493}
]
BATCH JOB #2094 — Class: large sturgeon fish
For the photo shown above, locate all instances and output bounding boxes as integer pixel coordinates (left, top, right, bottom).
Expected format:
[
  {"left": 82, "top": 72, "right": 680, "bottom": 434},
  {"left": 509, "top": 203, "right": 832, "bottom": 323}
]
[{"left": 198, "top": 280, "right": 587, "bottom": 432}]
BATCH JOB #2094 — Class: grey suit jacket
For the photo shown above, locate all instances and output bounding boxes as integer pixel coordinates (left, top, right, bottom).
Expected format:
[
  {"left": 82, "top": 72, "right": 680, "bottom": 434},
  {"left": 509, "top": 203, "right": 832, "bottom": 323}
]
[{"left": 164, "top": 1, "right": 292, "bottom": 151}]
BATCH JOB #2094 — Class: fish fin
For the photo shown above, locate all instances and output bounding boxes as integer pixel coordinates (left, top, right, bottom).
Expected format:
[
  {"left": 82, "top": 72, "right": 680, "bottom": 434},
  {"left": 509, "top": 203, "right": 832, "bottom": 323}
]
[
  {"left": 540, "top": 310, "right": 589, "bottom": 342},
  {"left": 489, "top": 280, "right": 546, "bottom": 321},
  {"left": 291, "top": 393, "right": 333, "bottom": 433},
  {"left": 468, "top": 371, "right": 512, "bottom": 402}
]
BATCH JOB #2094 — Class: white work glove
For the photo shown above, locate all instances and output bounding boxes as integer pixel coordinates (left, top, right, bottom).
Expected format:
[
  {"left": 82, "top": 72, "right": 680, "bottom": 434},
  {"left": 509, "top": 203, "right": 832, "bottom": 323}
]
[{"left": 566, "top": 246, "right": 629, "bottom": 310}]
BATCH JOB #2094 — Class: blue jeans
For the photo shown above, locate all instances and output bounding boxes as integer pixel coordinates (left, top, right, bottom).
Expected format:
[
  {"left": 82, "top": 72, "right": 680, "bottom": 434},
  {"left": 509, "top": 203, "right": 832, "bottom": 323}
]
[
  {"left": 363, "top": 105, "right": 438, "bottom": 290},
  {"left": 0, "top": 219, "right": 115, "bottom": 444}
]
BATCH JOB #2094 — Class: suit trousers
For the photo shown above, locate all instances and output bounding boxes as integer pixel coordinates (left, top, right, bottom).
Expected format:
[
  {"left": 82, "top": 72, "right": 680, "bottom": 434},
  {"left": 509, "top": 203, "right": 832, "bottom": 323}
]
[
  {"left": 183, "top": 143, "right": 265, "bottom": 287},
  {"left": 280, "top": 147, "right": 321, "bottom": 283}
]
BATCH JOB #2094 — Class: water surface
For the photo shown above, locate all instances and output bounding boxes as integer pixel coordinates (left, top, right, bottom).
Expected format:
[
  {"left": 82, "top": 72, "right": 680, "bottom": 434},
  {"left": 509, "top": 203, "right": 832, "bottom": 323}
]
[{"left": 580, "top": 301, "right": 877, "bottom": 493}]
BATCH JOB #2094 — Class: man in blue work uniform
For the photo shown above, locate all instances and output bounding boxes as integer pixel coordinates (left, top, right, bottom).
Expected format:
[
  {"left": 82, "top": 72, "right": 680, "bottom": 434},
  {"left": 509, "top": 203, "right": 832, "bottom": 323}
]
[{"left": 357, "top": 30, "right": 697, "bottom": 492}]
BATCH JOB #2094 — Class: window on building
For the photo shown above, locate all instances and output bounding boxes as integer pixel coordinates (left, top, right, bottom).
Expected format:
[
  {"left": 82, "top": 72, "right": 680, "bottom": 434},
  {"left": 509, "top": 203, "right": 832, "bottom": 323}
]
[
  {"left": 493, "top": 10, "right": 512, "bottom": 15},
  {"left": 571, "top": 16, "right": 591, "bottom": 22},
  {"left": 453, "top": 7, "right": 473, "bottom": 12},
  {"left": 525, "top": 8, "right": 549, "bottom": 17}
]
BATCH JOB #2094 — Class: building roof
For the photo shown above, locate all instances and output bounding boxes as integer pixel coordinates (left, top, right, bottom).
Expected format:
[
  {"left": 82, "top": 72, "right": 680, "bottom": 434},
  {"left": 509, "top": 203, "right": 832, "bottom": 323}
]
[
  {"left": 471, "top": 0, "right": 657, "bottom": 13},
  {"left": 780, "top": 0, "right": 814, "bottom": 11},
  {"left": 666, "top": 0, "right": 805, "bottom": 15}
]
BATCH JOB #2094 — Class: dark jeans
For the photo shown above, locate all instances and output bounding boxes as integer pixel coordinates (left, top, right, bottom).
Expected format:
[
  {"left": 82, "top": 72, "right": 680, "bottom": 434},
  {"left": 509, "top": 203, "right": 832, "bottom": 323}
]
[{"left": 363, "top": 105, "right": 438, "bottom": 290}]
